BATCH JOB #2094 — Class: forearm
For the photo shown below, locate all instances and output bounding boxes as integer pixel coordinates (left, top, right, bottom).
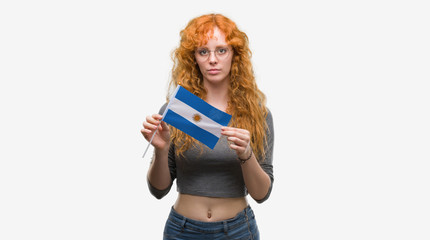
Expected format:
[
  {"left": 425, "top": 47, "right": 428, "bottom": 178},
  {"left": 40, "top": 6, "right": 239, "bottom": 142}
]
[
  {"left": 241, "top": 153, "right": 271, "bottom": 201},
  {"left": 147, "top": 147, "right": 172, "bottom": 190}
]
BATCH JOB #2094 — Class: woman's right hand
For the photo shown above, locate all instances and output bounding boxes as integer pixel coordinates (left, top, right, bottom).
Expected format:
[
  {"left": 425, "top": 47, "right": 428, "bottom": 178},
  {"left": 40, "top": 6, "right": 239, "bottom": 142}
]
[{"left": 141, "top": 114, "right": 170, "bottom": 150}]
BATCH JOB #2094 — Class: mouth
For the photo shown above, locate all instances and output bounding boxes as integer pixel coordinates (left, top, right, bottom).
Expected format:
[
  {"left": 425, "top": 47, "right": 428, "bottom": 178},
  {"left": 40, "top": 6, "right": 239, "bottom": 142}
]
[{"left": 207, "top": 69, "right": 221, "bottom": 74}]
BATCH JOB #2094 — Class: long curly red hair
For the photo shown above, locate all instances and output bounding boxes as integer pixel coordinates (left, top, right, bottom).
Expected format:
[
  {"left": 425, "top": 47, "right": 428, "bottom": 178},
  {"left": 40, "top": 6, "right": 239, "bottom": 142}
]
[{"left": 167, "top": 13, "right": 268, "bottom": 161}]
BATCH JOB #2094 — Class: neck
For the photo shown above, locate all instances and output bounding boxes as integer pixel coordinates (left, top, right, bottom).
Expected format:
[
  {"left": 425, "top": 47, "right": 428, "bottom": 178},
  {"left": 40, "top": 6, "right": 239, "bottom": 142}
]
[{"left": 203, "top": 80, "right": 229, "bottom": 111}]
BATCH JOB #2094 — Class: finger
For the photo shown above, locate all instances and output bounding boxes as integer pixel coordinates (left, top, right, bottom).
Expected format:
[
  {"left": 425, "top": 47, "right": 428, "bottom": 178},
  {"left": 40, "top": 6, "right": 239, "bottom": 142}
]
[
  {"left": 222, "top": 127, "right": 249, "bottom": 134},
  {"left": 152, "top": 114, "right": 163, "bottom": 121},
  {"left": 221, "top": 127, "right": 240, "bottom": 134},
  {"left": 224, "top": 131, "right": 250, "bottom": 143},
  {"left": 145, "top": 115, "right": 160, "bottom": 125},
  {"left": 141, "top": 128, "right": 153, "bottom": 140},
  {"left": 228, "top": 142, "right": 248, "bottom": 154},
  {"left": 229, "top": 143, "right": 241, "bottom": 150},
  {"left": 227, "top": 136, "right": 248, "bottom": 147},
  {"left": 221, "top": 130, "right": 242, "bottom": 137},
  {"left": 159, "top": 121, "right": 169, "bottom": 131},
  {"left": 221, "top": 128, "right": 250, "bottom": 137},
  {"left": 141, "top": 128, "right": 154, "bottom": 137},
  {"left": 143, "top": 121, "right": 158, "bottom": 131}
]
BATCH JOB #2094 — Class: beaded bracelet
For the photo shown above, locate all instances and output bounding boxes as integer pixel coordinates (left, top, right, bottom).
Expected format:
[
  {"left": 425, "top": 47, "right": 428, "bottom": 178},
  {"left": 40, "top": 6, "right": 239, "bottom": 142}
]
[{"left": 238, "top": 150, "right": 253, "bottom": 165}]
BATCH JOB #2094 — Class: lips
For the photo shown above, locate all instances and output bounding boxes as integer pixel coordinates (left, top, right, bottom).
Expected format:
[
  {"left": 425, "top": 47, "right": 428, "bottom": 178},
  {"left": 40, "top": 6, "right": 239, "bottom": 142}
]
[{"left": 207, "top": 69, "right": 221, "bottom": 74}]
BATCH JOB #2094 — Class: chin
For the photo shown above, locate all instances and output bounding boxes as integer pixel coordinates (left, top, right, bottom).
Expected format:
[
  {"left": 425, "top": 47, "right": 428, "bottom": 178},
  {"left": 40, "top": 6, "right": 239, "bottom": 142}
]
[{"left": 204, "top": 75, "right": 229, "bottom": 84}]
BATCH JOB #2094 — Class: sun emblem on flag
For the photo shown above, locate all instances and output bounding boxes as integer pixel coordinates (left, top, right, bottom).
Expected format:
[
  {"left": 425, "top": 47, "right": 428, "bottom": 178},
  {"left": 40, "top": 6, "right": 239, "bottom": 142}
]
[{"left": 193, "top": 113, "right": 202, "bottom": 122}]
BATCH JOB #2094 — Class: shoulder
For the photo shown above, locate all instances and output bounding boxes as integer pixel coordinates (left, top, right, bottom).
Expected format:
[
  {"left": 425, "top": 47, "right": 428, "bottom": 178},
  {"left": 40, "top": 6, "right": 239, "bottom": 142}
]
[
  {"left": 265, "top": 107, "right": 273, "bottom": 125},
  {"left": 266, "top": 107, "right": 273, "bottom": 119},
  {"left": 264, "top": 107, "right": 274, "bottom": 140}
]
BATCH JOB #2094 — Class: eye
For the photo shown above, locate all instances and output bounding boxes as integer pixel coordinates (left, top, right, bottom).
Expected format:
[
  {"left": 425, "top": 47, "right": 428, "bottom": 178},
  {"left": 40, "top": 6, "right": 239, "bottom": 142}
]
[
  {"left": 217, "top": 48, "right": 228, "bottom": 55},
  {"left": 197, "top": 49, "right": 209, "bottom": 56}
]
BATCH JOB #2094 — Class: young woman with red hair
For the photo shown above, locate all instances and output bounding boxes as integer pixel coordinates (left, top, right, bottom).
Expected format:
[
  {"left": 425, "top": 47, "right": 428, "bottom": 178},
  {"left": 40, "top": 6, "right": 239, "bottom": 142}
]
[{"left": 141, "top": 13, "right": 274, "bottom": 239}]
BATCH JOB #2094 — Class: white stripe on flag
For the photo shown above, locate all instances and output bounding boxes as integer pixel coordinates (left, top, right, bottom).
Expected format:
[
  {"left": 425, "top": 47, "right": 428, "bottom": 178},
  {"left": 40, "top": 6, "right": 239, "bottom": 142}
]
[{"left": 169, "top": 97, "right": 223, "bottom": 138}]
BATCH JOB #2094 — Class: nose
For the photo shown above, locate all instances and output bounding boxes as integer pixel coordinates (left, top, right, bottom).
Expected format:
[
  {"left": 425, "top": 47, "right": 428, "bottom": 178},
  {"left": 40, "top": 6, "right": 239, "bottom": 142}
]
[{"left": 208, "top": 51, "right": 218, "bottom": 64}]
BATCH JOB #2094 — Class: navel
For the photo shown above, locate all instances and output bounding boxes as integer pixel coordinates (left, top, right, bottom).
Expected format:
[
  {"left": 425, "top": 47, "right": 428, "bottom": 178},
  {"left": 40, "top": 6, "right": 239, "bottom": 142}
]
[{"left": 207, "top": 209, "right": 212, "bottom": 219}]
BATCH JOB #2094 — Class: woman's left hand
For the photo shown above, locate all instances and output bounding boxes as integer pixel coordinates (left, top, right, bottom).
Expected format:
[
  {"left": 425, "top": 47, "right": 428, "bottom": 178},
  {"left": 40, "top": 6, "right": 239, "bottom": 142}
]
[{"left": 221, "top": 127, "right": 252, "bottom": 159}]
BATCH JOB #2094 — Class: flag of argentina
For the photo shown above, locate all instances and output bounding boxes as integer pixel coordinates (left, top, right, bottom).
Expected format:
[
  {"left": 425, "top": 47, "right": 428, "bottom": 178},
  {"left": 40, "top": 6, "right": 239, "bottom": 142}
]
[{"left": 162, "top": 85, "right": 232, "bottom": 149}]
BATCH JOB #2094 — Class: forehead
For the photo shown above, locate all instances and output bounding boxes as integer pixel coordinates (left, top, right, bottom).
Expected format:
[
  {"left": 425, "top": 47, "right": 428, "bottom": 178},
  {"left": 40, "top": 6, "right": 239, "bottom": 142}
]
[{"left": 199, "top": 27, "right": 227, "bottom": 46}]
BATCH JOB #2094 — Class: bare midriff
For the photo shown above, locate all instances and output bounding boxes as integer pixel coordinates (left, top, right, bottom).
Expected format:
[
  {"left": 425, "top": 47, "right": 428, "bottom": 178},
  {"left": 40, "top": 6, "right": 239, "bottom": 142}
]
[{"left": 173, "top": 193, "right": 248, "bottom": 222}]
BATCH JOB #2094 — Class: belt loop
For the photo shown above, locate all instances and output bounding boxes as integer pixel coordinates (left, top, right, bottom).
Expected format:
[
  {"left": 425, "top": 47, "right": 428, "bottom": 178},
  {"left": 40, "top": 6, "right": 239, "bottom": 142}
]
[
  {"left": 180, "top": 216, "right": 186, "bottom": 232},
  {"left": 246, "top": 205, "right": 253, "bottom": 218},
  {"left": 223, "top": 220, "right": 228, "bottom": 234}
]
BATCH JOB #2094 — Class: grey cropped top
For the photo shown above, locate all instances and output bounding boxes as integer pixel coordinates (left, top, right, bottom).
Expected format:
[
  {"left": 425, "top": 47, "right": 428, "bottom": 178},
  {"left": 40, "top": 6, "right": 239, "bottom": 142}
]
[{"left": 147, "top": 104, "right": 274, "bottom": 203}]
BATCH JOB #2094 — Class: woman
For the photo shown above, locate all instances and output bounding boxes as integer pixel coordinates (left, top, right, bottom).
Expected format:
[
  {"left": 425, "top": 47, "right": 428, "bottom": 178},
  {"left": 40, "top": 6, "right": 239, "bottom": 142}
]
[{"left": 141, "top": 13, "right": 274, "bottom": 239}]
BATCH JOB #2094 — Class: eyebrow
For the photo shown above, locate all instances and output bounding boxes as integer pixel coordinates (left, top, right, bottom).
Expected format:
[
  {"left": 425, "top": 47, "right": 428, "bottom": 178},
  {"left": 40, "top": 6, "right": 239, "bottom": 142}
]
[{"left": 196, "top": 45, "right": 229, "bottom": 49}]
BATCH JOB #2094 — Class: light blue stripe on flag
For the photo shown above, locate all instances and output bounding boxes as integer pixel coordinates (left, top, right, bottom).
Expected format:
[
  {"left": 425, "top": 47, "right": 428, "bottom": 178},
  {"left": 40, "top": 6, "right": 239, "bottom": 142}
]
[{"left": 162, "top": 86, "right": 232, "bottom": 149}]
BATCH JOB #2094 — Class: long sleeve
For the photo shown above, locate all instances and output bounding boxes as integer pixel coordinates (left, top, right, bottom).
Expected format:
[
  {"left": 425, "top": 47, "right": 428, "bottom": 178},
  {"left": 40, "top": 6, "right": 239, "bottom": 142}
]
[
  {"left": 147, "top": 143, "right": 177, "bottom": 199},
  {"left": 254, "top": 109, "right": 275, "bottom": 203}
]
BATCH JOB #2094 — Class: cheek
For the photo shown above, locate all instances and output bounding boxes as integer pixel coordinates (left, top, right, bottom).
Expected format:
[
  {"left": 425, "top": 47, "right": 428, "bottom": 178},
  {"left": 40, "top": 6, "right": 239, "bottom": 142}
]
[
  {"left": 224, "top": 60, "right": 233, "bottom": 73},
  {"left": 196, "top": 61, "right": 205, "bottom": 72}
]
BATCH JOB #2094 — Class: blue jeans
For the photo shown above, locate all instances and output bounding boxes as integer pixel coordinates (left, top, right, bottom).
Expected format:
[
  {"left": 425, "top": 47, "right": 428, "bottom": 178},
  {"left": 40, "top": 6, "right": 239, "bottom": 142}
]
[{"left": 163, "top": 205, "right": 260, "bottom": 240}]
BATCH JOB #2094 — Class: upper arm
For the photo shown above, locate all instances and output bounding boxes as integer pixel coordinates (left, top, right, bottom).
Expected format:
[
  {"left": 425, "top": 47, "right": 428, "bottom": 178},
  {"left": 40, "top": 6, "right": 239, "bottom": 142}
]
[{"left": 256, "top": 109, "right": 275, "bottom": 203}]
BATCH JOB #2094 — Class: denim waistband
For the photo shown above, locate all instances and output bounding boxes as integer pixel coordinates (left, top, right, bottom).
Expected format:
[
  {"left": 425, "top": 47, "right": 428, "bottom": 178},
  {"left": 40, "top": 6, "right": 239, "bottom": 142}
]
[{"left": 167, "top": 205, "right": 255, "bottom": 233}]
